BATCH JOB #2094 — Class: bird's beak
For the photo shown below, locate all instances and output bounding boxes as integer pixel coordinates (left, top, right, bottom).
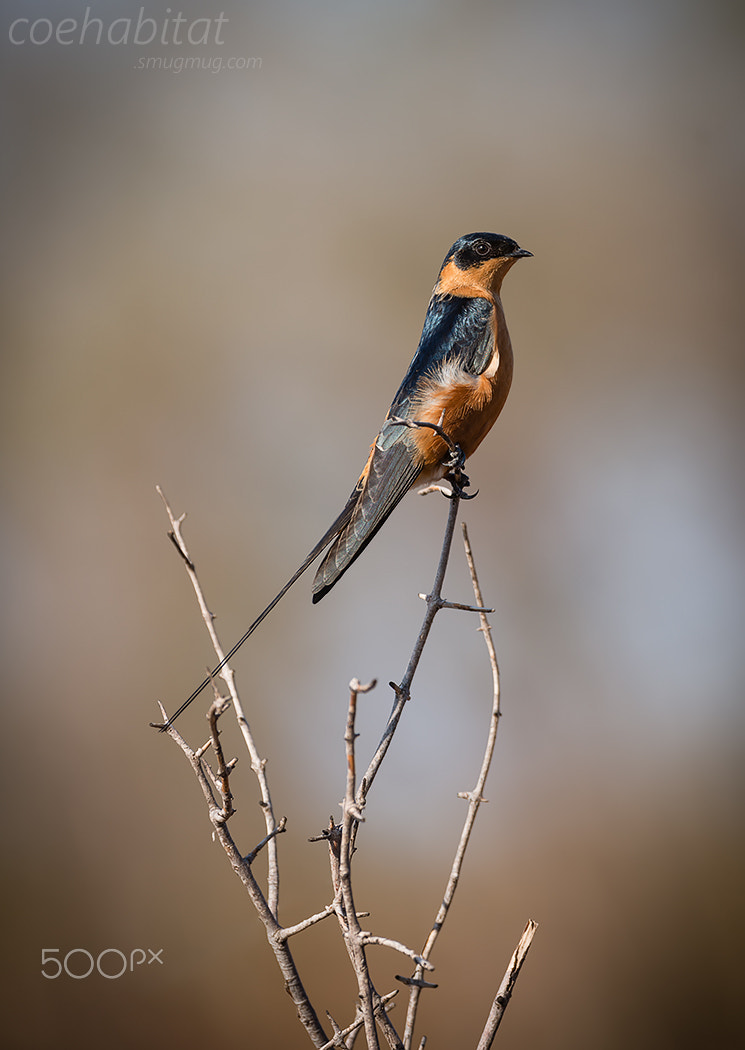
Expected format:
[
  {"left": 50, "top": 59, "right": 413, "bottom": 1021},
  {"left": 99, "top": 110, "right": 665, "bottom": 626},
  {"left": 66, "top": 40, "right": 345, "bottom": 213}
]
[{"left": 512, "top": 248, "right": 533, "bottom": 259}]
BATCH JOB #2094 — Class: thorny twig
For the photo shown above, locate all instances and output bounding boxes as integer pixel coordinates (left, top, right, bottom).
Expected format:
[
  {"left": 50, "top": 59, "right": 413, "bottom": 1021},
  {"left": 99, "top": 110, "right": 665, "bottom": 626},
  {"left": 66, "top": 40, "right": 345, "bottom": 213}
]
[
  {"left": 402, "top": 523, "right": 502, "bottom": 1044},
  {"left": 401, "top": 524, "right": 536, "bottom": 1047},
  {"left": 154, "top": 486, "right": 282, "bottom": 916},
  {"left": 207, "top": 697, "right": 235, "bottom": 822},
  {"left": 154, "top": 489, "right": 328, "bottom": 1047},
  {"left": 155, "top": 699, "right": 328, "bottom": 1047},
  {"left": 358, "top": 488, "right": 463, "bottom": 805},
  {"left": 330, "top": 678, "right": 405, "bottom": 1049}
]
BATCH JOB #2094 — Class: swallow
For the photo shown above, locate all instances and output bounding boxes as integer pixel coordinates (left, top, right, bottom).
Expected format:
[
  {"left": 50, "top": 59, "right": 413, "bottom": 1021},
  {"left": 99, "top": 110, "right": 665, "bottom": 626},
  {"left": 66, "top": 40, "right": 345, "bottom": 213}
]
[{"left": 160, "top": 232, "right": 530, "bottom": 728}]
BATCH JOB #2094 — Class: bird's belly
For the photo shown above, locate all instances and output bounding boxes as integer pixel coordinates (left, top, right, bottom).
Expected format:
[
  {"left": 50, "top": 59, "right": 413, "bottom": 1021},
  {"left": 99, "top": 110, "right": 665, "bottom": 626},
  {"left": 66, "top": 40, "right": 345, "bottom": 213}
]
[{"left": 409, "top": 357, "right": 513, "bottom": 475}]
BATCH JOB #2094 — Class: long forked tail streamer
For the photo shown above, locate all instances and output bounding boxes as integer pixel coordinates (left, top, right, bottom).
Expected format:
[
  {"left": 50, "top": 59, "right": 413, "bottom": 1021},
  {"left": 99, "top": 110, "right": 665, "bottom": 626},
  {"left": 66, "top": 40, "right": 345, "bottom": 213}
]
[{"left": 156, "top": 488, "right": 359, "bottom": 731}]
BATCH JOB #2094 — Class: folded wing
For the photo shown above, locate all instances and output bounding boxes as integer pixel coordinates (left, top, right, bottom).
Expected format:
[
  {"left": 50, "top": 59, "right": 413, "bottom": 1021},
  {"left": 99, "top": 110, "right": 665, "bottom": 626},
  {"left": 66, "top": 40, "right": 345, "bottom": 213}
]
[{"left": 312, "top": 426, "right": 423, "bottom": 602}]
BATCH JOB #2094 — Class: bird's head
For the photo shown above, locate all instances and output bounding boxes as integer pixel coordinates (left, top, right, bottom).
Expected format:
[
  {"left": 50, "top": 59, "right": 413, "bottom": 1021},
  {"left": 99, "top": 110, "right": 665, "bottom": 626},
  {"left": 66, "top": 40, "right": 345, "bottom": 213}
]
[{"left": 436, "top": 232, "right": 532, "bottom": 299}]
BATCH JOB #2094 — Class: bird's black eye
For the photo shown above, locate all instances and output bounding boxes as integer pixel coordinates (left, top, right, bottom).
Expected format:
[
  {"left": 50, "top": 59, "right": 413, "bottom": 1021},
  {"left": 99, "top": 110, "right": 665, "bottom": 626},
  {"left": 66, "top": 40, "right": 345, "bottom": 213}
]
[{"left": 473, "top": 240, "right": 491, "bottom": 257}]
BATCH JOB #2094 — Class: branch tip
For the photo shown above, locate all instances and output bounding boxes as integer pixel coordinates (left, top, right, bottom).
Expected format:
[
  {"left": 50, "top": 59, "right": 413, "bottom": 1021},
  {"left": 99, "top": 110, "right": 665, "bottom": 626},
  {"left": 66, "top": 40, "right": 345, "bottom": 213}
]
[{"left": 349, "top": 677, "right": 377, "bottom": 694}]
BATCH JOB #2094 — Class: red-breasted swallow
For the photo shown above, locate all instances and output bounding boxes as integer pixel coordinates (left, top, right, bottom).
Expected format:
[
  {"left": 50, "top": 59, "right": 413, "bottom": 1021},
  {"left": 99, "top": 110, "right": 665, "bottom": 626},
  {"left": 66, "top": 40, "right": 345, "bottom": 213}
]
[{"left": 163, "top": 232, "right": 530, "bottom": 727}]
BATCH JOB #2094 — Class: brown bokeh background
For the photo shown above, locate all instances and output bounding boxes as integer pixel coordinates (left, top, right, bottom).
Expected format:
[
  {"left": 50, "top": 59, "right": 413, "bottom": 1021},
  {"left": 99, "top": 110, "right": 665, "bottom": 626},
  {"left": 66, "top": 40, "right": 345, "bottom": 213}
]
[{"left": 2, "top": 2, "right": 744, "bottom": 1047}]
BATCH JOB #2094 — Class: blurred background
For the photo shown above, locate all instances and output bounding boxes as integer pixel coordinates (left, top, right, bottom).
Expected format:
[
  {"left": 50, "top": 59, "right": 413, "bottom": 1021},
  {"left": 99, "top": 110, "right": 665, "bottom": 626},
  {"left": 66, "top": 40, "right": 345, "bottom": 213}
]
[{"left": 2, "top": 1, "right": 744, "bottom": 1047}]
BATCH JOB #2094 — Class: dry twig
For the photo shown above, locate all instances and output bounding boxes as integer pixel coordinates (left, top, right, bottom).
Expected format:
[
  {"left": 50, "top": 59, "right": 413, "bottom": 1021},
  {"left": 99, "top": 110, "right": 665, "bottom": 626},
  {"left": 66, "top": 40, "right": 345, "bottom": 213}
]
[
  {"left": 155, "top": 486, "right": 282, "bottom": 914},
  {"left": 399, "top": 524, "right": 537, "bottom": 1048},
  {"left": 476, "top": 920, "right": 538, "bottom": 1049}
]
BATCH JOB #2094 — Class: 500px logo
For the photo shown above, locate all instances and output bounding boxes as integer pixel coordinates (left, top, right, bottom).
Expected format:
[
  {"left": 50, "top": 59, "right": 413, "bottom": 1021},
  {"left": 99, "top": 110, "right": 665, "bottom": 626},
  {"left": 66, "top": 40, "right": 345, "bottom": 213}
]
[
  {"left": 41, "top": 947, "right": 164, "bottom": 979},
  {"left": 8, "top": 7, "right": 228, "bottom": 46}
]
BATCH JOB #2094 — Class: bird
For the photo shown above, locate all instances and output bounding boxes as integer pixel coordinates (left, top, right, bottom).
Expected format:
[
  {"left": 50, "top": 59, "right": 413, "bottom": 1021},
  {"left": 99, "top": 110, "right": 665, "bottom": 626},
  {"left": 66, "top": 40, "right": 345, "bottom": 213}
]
[{"left": 160, "top": 232, "right": 531, "bottom": 729}]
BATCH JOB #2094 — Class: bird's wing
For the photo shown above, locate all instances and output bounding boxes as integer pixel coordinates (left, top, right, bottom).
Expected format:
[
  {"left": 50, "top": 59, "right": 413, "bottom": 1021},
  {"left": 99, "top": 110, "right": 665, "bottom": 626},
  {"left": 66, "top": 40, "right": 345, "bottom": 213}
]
[
  {"left": 312, "top": 424, "right": 423, "bottom": 602},
  {"left": 390, "top": 294, "right": 495, "bottom": 412}
]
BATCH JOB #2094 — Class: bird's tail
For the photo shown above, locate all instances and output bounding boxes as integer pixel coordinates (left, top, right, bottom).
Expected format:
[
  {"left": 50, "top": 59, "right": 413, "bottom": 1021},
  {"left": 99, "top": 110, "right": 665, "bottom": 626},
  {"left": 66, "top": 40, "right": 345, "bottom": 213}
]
[{"left": 159, "top": 488, "right": 360, "bottom": 730}]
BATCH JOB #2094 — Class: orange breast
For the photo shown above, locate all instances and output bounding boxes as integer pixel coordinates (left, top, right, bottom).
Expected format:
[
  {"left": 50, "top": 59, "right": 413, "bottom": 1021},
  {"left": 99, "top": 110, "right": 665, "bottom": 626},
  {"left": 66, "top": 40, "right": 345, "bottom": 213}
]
[{"left": 408, "top": 343, "right": 513, "bottom": 474}]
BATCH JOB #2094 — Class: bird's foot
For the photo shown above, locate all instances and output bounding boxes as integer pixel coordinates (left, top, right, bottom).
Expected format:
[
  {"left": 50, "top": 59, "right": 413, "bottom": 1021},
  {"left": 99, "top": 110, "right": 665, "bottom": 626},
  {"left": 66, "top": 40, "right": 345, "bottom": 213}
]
[{"left": 443, "top": 465, "right": 478, "bottom": 500}]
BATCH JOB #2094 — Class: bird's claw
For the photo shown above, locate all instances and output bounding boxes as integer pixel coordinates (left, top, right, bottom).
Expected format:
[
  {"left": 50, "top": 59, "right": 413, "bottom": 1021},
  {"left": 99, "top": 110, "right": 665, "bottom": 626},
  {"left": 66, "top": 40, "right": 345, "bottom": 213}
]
[
  {"left": 443, "top": 467, "right": 478, "bottom": 500},
  {"left": 442, "top": 444, "right": 477, "bottom": 499}
]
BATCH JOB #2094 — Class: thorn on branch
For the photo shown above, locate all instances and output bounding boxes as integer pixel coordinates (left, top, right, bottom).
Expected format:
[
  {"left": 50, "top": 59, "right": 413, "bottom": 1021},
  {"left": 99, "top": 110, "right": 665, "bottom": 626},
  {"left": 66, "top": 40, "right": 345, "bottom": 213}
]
[
  {"left": 276, "top": 899, "right": 341, "bottom": 942},
  {"left": 395, "top": 974, "right": 439, "bottom": 989},
  {"left": 167, "top": 527, "right": 195, "bottom": 570},
  {"left": 323, "top": 1010, "right": 345, "bottom": 1047},
  {"left": 309, "top": 818, "right": 342, "bottom": 849},
  {"left": 156, "top": 486, "right": 196, "bottom": 568},
  {"left": 150, "top": 699, "right": 179, "bottom": 732}
]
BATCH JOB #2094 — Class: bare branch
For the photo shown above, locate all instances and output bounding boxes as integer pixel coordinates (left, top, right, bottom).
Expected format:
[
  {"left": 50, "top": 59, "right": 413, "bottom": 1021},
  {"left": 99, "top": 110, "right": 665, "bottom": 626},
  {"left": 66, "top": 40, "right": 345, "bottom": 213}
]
[
  {"left": 322, "top": 680, "right": 408, "bottom": 1049},
  {"left": 155, "top": 486, "right": 282, "bottom": 916},
  {"left": 335, "top": 680, "right": 385, "bottom": 1050},
  {"left": 358, "top": 491, "right": 461, "bottom": 805},
  {"left": 207, "top": 697, "right": 236, "bottom": 822},
  {"left": 360, "top": 935, "right": 435, "bottom": 971},
  {"left": 155, "top": 701, "right": 329, "bottom": 1046},
  {"left": 422, "top": 596, "right": 495, "bottom": 614},
  {"left": 245, "top": 816, "right": 288, "bottom": 865},
  {"left": 154, "top": 492, "right": 329, "bottom": 1046},
  {"left": 475, "top": 920, "right": 538, "bottom": 1050},
  {"left": 318, "top": 992, "right": 399, "bottom": 1050},
  {"left": 402, "top": 523, "right": 506, "bottom": 1048},
  {"left": 277, "top": 898, "right": 340, "bottom": 942}
]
